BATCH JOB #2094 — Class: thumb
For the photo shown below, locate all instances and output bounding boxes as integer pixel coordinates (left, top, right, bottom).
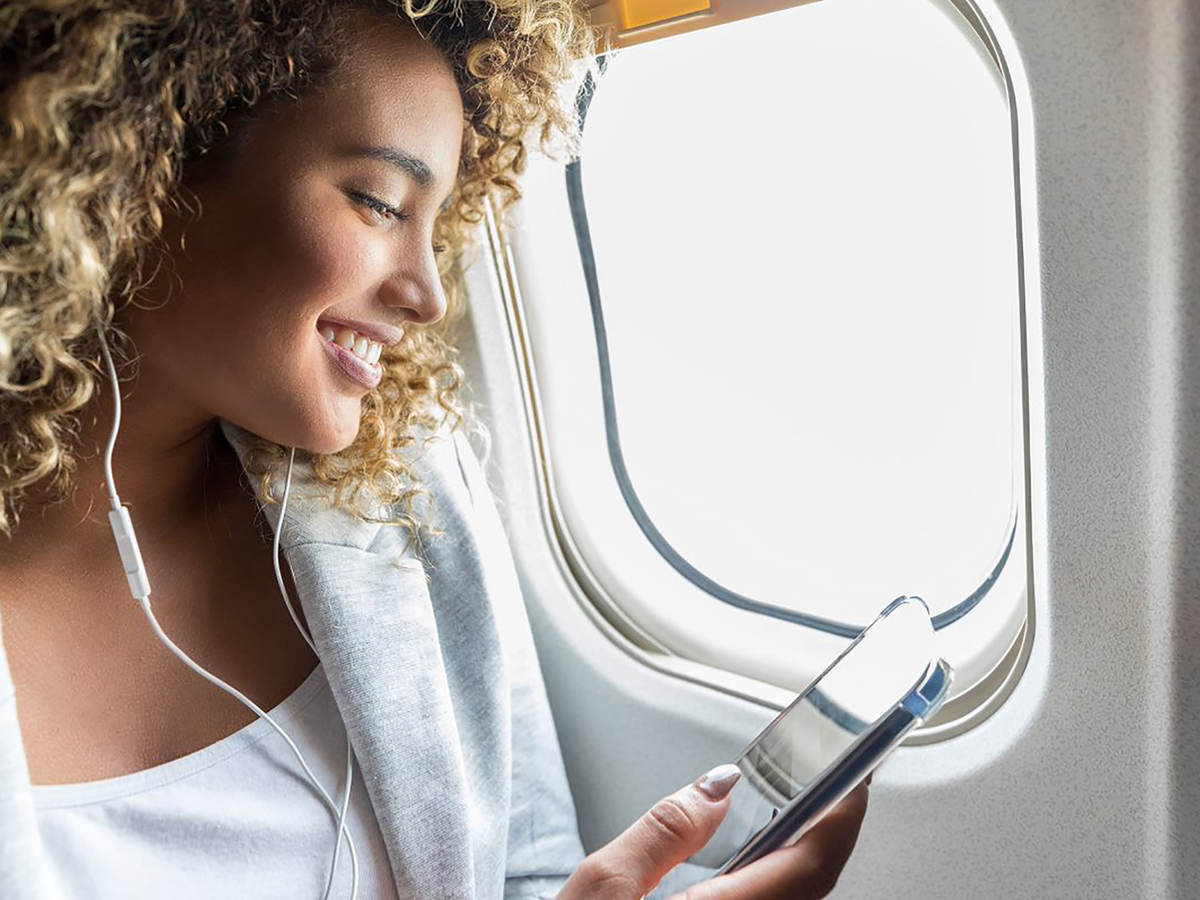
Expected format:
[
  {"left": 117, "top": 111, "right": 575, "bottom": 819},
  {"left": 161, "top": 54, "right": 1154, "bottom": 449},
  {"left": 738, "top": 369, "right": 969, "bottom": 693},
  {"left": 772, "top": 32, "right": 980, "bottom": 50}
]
[{"left": 561, "top": 764, "right": 742, "bottom": 900}]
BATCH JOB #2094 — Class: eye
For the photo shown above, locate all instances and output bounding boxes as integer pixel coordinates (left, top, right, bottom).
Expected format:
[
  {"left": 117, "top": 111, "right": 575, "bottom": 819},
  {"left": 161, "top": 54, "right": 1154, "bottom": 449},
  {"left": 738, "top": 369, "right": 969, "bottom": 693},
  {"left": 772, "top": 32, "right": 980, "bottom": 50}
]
[
  {"left": 347, "top": 189, "right": 409, "bottom": 223},
  {"left": 348, "top": 189, "right": 448, "bottom": 256}
]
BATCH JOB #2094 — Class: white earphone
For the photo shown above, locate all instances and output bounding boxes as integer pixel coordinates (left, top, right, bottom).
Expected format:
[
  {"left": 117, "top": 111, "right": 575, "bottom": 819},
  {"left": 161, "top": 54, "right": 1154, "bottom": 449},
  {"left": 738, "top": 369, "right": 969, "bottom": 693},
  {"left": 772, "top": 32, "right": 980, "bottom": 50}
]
[{"left": 96, "top": 326, "right": 360, "bottom": 900}]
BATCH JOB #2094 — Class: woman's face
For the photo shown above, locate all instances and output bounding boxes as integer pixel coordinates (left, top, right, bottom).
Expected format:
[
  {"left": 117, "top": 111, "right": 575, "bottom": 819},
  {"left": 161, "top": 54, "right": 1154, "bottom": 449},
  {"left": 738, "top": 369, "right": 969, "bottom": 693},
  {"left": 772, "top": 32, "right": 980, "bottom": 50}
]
[{"left": 127, "top": 11, "right": 464, "bottom": 455}]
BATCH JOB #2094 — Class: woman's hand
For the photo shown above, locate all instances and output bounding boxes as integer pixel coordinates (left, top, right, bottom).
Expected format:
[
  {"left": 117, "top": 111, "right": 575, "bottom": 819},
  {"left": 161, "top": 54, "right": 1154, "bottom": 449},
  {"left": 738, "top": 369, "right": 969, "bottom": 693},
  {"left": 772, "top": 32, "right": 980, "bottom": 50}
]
[{"left": 558, "top": 765, "right": 870, "bottom": 900}]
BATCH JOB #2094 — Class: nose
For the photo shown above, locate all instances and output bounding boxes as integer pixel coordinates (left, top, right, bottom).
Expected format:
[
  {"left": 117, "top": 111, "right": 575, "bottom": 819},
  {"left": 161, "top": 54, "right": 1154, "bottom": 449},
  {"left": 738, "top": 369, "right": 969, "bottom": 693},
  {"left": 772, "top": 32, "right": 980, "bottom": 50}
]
[{"left": 379, "top": 250, "right": 448, "bottom": 327}]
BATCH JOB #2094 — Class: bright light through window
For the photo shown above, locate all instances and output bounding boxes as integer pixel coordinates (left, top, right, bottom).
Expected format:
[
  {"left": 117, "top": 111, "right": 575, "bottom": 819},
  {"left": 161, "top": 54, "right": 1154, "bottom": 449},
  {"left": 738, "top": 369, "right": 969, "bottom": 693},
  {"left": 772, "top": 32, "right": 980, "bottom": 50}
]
[{"left": 578, "top": 0, "right": 1021, "bottom": 631}]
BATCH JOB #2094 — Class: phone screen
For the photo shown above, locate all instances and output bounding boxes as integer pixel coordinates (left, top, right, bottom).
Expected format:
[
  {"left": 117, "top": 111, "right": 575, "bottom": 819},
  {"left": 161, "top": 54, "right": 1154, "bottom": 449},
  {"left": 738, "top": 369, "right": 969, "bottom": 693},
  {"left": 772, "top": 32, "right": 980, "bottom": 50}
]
[{"left": 689, "top": 597, "right": 944, "bottom": 871}]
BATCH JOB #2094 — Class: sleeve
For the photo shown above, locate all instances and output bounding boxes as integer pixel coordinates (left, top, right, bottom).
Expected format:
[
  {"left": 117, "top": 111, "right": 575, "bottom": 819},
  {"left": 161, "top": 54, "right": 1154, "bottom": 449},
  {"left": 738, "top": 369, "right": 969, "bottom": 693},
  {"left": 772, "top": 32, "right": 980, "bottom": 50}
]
[{"left": 447, "top": 427, "right": 587, "bottom": 899}]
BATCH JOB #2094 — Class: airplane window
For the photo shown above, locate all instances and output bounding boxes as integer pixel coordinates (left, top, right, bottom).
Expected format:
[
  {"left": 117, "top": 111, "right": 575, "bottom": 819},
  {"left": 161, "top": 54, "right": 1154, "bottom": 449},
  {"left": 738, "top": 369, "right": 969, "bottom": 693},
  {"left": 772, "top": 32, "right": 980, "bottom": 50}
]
[{"left": 501, "top": 0, "right": 1031, "bottom": 735}]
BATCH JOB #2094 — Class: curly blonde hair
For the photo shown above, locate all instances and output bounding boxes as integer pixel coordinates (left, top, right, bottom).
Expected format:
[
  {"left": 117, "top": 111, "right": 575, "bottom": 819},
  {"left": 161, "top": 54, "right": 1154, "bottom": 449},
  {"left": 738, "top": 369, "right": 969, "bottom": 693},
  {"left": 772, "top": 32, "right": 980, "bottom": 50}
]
[{"left": 0, "top": 0, "right": 603, "bottom": 555}]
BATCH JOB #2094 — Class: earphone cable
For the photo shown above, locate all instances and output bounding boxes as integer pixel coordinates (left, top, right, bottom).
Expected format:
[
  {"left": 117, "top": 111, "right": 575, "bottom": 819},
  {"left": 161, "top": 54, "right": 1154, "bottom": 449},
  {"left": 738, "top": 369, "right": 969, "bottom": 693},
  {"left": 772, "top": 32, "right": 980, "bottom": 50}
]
[
  {"left": 97, "top": 328, "right": 359, "bottom": 899},
  {"left": 275, "top": 447, "right": 359, "bottom": 899}
]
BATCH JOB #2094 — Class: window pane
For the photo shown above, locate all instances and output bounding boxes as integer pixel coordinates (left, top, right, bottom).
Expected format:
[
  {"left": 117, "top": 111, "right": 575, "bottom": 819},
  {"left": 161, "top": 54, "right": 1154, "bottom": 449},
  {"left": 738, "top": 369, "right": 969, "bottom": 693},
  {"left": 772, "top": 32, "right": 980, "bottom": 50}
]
[{"left": 580, "top": 0, "right": 1021, "bottom": 628}]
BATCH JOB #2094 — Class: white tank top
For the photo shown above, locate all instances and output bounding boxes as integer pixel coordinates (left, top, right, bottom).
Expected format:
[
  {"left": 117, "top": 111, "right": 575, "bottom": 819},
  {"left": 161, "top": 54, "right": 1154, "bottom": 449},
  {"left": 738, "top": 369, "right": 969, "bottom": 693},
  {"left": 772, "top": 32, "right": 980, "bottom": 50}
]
[{"left": 30, "top": 663, "right": 399, "bottom": 899}]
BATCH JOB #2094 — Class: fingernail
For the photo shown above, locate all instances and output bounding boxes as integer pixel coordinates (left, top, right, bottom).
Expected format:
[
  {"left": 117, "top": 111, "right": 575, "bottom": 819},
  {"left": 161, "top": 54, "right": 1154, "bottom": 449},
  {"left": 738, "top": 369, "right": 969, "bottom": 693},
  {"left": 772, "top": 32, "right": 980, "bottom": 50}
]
[{"left": 695, "top": 763, "right": 741, "bottom": 801}]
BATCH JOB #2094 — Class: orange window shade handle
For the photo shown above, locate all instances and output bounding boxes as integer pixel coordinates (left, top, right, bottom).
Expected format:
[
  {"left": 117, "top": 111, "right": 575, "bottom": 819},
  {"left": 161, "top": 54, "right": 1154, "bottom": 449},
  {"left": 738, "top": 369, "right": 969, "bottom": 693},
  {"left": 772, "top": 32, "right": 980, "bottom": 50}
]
[{"left": 617, "top": 0, "right": 713, "bottom": 31}]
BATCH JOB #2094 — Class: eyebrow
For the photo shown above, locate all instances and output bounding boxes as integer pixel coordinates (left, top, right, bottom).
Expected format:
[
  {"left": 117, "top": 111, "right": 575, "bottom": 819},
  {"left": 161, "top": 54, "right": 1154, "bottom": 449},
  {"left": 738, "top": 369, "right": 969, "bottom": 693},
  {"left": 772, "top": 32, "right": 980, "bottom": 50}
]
[
  {"left": 350, "top": 145, "right": 454, "bottom": 210},
  {"left": 352, "top": 145, "right": 434, "bottom": 188}
]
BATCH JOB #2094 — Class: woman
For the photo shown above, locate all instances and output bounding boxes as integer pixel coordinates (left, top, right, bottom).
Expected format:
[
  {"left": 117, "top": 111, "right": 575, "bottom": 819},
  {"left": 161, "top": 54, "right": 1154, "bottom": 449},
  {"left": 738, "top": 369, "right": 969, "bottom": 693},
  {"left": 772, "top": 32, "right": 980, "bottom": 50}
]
[{"left": 0, "top": 1, "right": 869, "bottom": 897}]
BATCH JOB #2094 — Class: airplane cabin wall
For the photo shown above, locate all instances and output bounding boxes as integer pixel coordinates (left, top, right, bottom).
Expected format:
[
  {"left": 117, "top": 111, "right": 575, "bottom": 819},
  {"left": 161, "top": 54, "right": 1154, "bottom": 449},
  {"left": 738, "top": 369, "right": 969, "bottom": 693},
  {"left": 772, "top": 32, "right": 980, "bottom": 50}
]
[{"left": 451, "top": 0, "right": 1200, "bottom": 895}]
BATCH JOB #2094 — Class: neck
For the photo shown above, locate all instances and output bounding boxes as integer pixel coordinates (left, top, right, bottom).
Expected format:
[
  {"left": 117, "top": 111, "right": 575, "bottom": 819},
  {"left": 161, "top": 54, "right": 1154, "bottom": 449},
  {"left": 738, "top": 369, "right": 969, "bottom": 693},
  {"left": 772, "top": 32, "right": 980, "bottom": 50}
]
[{"left": 4, "top": 367, "right": 243, "bottom": 570}]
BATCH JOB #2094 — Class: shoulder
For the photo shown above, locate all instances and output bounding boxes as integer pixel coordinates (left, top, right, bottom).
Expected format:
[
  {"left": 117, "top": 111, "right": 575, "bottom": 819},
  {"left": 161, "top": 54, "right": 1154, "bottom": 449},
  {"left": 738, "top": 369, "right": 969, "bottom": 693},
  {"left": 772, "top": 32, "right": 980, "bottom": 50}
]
[
  {"left": 399, "top": 402, "right": 494, "bottom": 516},
  {"left": 216, "top": 409, "right": 493, "bottom": 551}
]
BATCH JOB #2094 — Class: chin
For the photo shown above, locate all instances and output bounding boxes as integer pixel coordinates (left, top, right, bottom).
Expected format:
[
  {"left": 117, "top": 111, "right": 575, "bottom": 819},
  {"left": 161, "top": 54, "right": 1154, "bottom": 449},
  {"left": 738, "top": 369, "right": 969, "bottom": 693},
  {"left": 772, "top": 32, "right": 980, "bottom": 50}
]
[
  {"left": 307, "top": 435, "right": 357, "bottom": 456},
  {"left": 245, "top": 411, "right": 360, "bottom": 458},
  {"left": 304, "top": 418, "right": 362, "bottom": 457}
]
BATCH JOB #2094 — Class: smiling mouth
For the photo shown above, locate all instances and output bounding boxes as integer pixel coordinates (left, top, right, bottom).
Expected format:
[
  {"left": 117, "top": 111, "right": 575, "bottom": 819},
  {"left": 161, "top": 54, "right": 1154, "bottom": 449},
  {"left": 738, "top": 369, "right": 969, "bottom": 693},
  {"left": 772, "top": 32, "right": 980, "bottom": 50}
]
[
  {"left": 319, "top": 329, "right": 383, "bottom": 390},
  {"left": 317, "top": 321, "right": 388, "bottom": 365}
]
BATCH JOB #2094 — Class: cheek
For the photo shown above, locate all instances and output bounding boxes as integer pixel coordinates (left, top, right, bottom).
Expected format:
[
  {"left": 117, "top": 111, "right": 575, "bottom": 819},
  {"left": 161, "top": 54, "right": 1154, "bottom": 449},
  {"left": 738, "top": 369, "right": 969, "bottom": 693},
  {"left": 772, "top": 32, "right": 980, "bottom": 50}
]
[
  {"left": 141, "top": 185, "right": 389, "bottom": 403},
  {"left": 176, "top": 192, "right": 385, "bottom": 342},
  {"left": 223, "top": 201, "right": 378, "bottom": 314}
]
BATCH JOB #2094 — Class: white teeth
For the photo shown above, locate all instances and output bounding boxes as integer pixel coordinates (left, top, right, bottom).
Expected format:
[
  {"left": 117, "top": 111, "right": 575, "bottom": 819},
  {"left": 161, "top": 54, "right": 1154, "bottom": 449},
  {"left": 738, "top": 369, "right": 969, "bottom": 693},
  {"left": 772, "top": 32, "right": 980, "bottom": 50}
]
[
  {"left": 322, "top": 324, "right": 382, "bottom": 366},
  {"left": 351, "top": 338, "right": 382, "bottom": 364}
]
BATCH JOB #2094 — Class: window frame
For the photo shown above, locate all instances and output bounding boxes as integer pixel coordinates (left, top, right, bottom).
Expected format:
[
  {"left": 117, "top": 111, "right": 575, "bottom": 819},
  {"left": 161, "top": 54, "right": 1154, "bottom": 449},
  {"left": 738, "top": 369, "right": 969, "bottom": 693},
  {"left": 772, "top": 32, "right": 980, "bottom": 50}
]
[{"left": 486, "top": 0, "right": 1039, "bottom": 741}]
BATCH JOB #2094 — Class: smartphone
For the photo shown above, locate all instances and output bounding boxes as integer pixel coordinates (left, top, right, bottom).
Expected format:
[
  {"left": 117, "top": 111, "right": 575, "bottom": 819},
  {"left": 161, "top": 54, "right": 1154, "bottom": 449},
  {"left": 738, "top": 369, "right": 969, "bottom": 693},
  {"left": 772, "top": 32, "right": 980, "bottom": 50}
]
[{"left": 688, "top": 596, "right": 953, "bottom": 875}]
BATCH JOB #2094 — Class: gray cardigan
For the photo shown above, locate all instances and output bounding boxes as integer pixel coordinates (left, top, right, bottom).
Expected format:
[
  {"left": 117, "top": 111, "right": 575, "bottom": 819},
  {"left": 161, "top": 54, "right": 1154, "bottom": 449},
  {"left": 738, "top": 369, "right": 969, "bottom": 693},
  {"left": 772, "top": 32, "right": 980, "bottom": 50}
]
[{"left": 0, "top": 415, "right": 586, "bottom": 898}]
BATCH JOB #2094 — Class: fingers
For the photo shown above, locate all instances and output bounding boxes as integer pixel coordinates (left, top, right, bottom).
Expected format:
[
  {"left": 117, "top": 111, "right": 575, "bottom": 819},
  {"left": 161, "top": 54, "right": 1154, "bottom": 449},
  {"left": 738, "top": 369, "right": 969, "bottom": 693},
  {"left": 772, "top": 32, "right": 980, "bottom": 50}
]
[
  {"left": 558, "top": 764, "right": 742, "bottom": 900},
  {"left": 786, "top": 780, "right": 870, "bottom": 891},
  {"left": 667, "top": 780, "right": 871, "bottom": 900}
]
